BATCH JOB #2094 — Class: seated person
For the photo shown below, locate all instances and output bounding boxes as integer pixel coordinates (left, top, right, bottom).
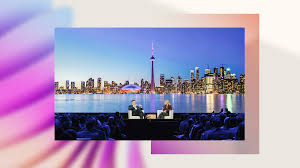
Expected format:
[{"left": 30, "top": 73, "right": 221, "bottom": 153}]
[
  {"left": 76, "top": 118, "right": 107, "bottom": 140},
  {"left": 128, "top": 100, "right": 145, "bottom": 119},
  {"left": 158, "top": 100, "right": 172, "bottom": 119}
]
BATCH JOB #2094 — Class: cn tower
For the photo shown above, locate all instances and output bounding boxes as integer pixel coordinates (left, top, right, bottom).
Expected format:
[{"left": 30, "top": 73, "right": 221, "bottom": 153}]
[{"left": 150, "top": 41, "right": 155, "bottom": 93}]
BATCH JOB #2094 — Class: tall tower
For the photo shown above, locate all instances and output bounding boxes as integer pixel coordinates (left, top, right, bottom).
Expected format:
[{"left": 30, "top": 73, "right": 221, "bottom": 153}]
[
  {"left": 190, "top": 70, "right": 195, "bottom": 81},
  {"left": 150, "top": 41, "right": 155, "bottom": 93},
  {"left": 195, "top": 67, "right": 199, "bottom": 80}
]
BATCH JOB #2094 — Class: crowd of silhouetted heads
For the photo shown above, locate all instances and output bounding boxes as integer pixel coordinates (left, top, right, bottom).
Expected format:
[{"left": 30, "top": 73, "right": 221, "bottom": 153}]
[
  {"left": 55, "top": 112, "right": 126, "bottom": 140},
  {"left": 175, "top": 108, "right": 244, "bottom": 140}
]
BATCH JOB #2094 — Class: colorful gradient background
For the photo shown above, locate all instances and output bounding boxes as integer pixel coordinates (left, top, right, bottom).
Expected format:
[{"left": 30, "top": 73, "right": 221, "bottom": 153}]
[{"left": 0, "top": 0, "right": 258, "bottom": 167}]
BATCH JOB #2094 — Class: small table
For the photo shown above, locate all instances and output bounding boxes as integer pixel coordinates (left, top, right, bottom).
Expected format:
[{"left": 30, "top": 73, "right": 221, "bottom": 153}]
[{"left": 146, "top": 113, "right": 156, "bottom": 119}]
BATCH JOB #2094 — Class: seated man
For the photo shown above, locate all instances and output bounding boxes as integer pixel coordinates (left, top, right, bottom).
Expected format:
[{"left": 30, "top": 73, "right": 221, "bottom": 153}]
[{"left": 128, "top": 100, "right": 145, "bottom": 119}]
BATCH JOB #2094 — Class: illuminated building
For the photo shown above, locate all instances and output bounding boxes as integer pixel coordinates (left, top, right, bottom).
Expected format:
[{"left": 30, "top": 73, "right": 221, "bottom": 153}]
[
  {"left": 240, "top": 74, "right": 245, "bottom": 94},
  {"left": 160, "top": 74, "right": 165, "bottom": 87},
  {"left": 86, "top": 78, "right": 94, "bottom": 89},
  {"left": 214, "top": 67, "right": 218, "bottom": 74},
  {"left": 205, "top": 67, "right": 211, "bottom": 75},
  {"left": 97, "top": 77, "right": 102, "bottom": 90},
  {"left": 141, "top": 78, "right": 144, "bottom": 88},
  {"left": 220, "top": 66, "right": 225, "bottom": 77},
  {"left": 182, "top": 79, "right": 190, "bottom": 93},
  {"left": 81, "top": 81, "right": 85, "bottom": 90},
  {"left": 165, "top": 79, "right": 173, "bottom": 93},
  {"left": 121, "top": 84, "right": 141, "bottom": 94},
  {"left": 195, "top": 67, "right": 199, "bottom": 80},
  {"left": 66, "top": 80, "right": 69, "bottom": 89},
  {"left": 190, "top": 70, "right": 194, "bottom": 81},
  {"left": 150, "top": 41, "right": 155, "bottom": 93},
  {"left": 177, "top": 76, "right": 182, "bottom": 93},
  {"left": 225, "top": 68, "right": 231, "bottom": 79},
  {"left": 55, "top": 82, "right": 59, "bottom": 90},
  {"left": 71, "top": 81, "right": 75, "bottom": 89},
  {"left": 205, "top": 74, "right": 214, "bottom": 93}
]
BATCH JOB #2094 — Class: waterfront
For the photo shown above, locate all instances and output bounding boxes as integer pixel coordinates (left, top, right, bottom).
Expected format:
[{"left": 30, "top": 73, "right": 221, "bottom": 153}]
[{"left": 55, "top": 94, "right": 244, "bottom": 113}]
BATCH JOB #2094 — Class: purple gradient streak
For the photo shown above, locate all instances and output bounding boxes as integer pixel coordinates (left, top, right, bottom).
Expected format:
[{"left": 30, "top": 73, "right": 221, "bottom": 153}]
[
  {"left": 99, "top": 141, "right": 117, "bottom": 168},
  {"left": 82, "top": 141, "right": 101, "bottom": 168},
  {"left": 128, "top": 141, "right": 145, "bottom": 168},
  {"left": 60, "top": 141, "right": 89, "bottom": 168}
]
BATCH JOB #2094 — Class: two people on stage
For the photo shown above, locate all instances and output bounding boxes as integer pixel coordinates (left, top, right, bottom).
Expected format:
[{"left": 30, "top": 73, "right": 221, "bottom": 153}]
[{"left": 128, "top": 99, "right": 172, "bottom": 119}]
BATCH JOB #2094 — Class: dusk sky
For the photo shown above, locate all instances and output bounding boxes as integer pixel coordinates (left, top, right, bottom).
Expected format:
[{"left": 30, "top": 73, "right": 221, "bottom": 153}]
[{"left": 55, "top": 28, "right": 244, "bottom": 87}]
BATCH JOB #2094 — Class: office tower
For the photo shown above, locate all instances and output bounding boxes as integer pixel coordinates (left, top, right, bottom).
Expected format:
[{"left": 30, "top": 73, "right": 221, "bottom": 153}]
[
  {"left": 97, "top": 77, "right": 102, "bottom": 90},
  {"left": 190, "top": 70, "right": 194, "bottom": 81},
  {"left": 104, "top": 81, "right": 109, "bottom": 89},
  {"left": 214, "top": 67, "right": 218, "bottom": 74},
  {"left": 205, "top": 74, "right": 214, "bottom": 93},
  {"left": 239, "top": 74, "right": 245, "bottom": 94},
  {"left": 125, "top": 80, "right": 129, "bottom": 85},
  {"left": 150, "top": 41, "right": 155, "bottom": 93},
  {"left": 177, "top": 76, "right": 182, "bottom": 85},
  {"left": 66, "top": 80, "right": 69, "bottom": 89},
  {"left": 195, "top": 67, "right": 199, "bottom": 80},
  {"left": 240, "top": 74, "right": 245, "bottom": 84},
  {"left": 160, "top": 74, "right": 165, "bottom": 87},
  {"left": 141, "top": 78, "right": 144, "bottom": 88},
  {"left": 205, "top": 68, "right": 211, "bottom": 75},
  {"left": 71, "top": 82, "right": 75, "bottom": 89},
  {"left": 87, "top": 78, "right": 94, "bottom": 89},
  {"left": 177, "top": 76, "right": 182, "bottom": 93},
  {"left": 170, "top": 77, "right": 175, "bottom": 84},
  {"left": 55, "top": 82, "right": 59, "bottom": 90},
  {"left": 165, "top": 79, "right": 173, "bottom": 93},
  {"left": 220, "top": 66, "right": 225, "bottom": 77},
  {"left": 81, "top": 81, "right": 85, "bottom": 90},
  {"left": 183, "top": 79, "right": 190, "bottom": 93}
]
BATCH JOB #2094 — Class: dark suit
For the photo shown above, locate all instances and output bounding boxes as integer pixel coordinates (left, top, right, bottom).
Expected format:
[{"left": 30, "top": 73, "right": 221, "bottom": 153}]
[{"left": 128, "top": 105, "right": 145, "bottom": 119}]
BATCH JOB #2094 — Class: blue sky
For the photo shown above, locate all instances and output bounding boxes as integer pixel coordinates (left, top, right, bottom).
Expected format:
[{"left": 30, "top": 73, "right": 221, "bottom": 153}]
[{"left": 55, "top": 28, "right": 244, "bottom": 87}]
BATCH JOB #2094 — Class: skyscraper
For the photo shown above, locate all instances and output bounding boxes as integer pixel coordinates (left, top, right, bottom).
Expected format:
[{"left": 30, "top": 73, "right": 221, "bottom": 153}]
[
  {"left": 86, "top": 78, "right": 94, "bottom": 89},
  {"left": 55, "top": 82, "right": 59, "bottom": 90},
  {"left": 141, "top": 78, "right": 144, "bottom": 88},
  {"left": 71, "top": 82, "right": 75, "bottom": 89},
  {"left": 104, "top": 81, "right": 109, "bottom": 89},
  {"left": 150, "top": 41, "right": 155, "bottom": 93},
  {"left": 81, "top": 81, "right": 85, "bottom": 90},
  {"left": 214, "top": 67, "right": 218, "bottom": 74},
  {"left": 170, "top": 77, "right": 175, "bottom": 84},
  {"left": 177, "top": 76, "right": 182, "bottom": 85},
  {"left": 160, "top": 74, "right": 165, "bottom": 87},
  {"left": 205, "top": 68, "right": 211, "bottom": 75},
  {"left": 195, "top": 67, "right": 199, "bottom": 80},
  {"left": 66, "top": 80, "right": 69, "bottom": 89},
  {"left": 220, "top": 66, "right": 225, "bottom": 77},
  {"left": 190, "top": 70, "right": 194, "bottom": 81},
  {"left": 97, "top": 77, "right": 102, "bottom": 90},
  {"left": 177, "top": 76, "right": 182, "bottom": 93}
]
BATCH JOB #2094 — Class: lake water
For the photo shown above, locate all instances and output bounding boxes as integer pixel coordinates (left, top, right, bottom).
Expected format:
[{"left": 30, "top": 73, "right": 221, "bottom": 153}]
[{"left": 55, "top": 94, "right": 244, "bottom": 113}]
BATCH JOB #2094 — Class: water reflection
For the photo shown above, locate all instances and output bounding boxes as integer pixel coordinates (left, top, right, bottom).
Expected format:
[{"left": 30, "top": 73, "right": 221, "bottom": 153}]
[{"left": 55, "top": 94, "right": 244, "bottom": 113}]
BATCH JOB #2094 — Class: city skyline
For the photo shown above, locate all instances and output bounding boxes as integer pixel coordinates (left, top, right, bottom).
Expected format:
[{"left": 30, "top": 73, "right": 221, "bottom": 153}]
[
  {"left": 54, "top": 66, "right": 243, "bottom": 88},
  {"left": 55, "top": 28, "right": 245, "bottom": 88},
  {"left": 55, "top": 65, "right": 245, "bottom": 95}
]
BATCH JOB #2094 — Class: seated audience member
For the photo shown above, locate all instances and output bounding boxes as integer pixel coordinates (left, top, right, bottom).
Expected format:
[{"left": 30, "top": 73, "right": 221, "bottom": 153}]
[
  {"left": 235, "top": 122, "right": 245, "bottom": 140},
  {"left": 201, "top": 116, "right": 235, "bottom": 140},
  {"left": 128, "top": 100, "right": 145, "bottom": 119},
  {"left": 77, "top": 118, "right": 107, "bottom": 140},
  {"left": 178, "top": 115, "right": 189, "bottom": 134},
  {"left": 158, "top": 100, "right": 172, "bottom": 119}
]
